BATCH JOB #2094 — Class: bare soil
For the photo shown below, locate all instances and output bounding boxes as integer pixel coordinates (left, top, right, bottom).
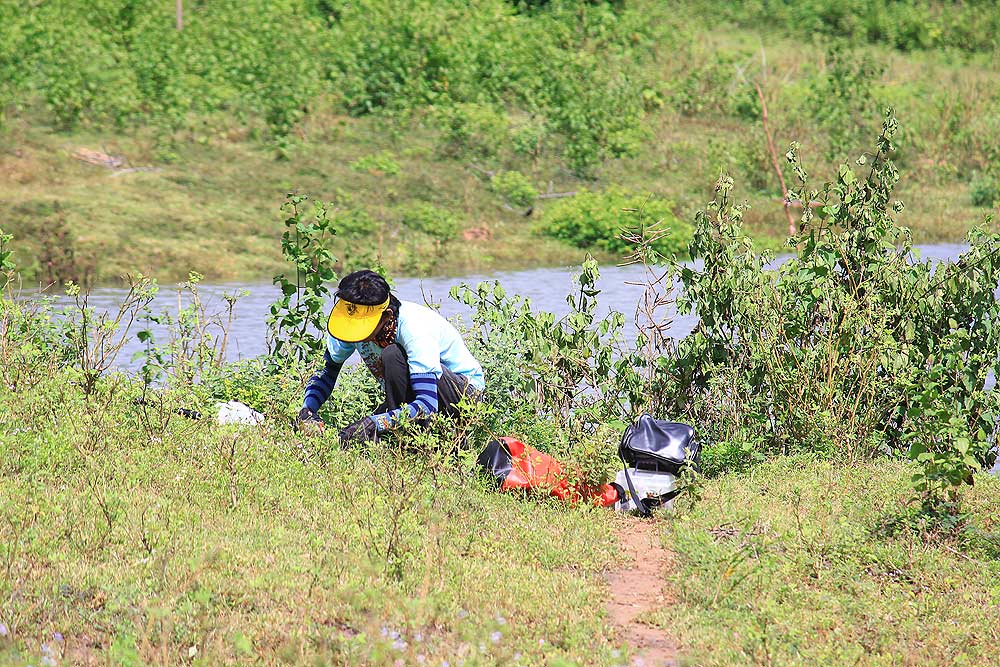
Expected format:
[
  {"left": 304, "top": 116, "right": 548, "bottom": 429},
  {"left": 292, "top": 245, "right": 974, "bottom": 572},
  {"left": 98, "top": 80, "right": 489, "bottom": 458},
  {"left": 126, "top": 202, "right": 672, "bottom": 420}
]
[{"left": 605, "top": 518, "right": 677, "bottom": 666}]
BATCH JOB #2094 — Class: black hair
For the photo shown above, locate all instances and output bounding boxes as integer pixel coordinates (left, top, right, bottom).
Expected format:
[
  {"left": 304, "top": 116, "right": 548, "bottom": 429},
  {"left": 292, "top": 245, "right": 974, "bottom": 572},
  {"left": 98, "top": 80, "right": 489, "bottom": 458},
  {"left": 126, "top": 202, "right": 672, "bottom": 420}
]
[{"left": 336, "top": 270, "right": 399, "bottom": 310}]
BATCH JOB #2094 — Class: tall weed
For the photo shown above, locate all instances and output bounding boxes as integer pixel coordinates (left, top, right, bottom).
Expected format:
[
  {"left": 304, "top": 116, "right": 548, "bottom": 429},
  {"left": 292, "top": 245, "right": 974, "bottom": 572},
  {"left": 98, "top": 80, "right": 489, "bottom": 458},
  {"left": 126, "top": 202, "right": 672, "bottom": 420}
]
[{"left": 672, "top": 110, "right": 1000, "bottom": 504}]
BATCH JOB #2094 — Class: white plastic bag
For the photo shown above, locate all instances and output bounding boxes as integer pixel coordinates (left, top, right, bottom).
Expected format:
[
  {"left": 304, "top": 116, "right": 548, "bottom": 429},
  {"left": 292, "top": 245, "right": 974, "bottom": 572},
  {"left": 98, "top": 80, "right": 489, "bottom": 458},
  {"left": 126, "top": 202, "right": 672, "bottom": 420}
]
[{"left": 216, "top": 401, "right": 264, "bottom": 426}]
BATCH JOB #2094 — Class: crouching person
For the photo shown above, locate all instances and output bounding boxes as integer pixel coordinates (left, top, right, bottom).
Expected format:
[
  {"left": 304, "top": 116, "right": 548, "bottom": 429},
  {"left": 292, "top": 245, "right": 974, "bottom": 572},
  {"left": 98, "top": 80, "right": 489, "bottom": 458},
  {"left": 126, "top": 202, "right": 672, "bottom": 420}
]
[{"left": 296, "top": 270, "right": 485, "bottom": 446}]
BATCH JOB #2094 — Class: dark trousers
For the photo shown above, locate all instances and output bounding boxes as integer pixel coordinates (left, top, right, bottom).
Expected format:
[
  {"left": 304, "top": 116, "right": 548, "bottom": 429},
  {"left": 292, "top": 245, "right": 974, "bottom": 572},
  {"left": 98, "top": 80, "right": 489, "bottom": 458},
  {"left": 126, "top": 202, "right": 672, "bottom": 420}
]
[{"left": 376, "top": 343, "right": 479, "bottom": 420}]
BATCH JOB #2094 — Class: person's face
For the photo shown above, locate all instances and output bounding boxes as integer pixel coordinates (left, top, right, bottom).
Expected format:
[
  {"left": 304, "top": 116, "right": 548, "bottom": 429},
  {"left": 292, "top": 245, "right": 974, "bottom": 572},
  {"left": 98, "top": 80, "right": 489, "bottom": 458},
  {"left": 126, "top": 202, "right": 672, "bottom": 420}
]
[{"left": 360, "top": 310, "right": 392, "bottom": 343}]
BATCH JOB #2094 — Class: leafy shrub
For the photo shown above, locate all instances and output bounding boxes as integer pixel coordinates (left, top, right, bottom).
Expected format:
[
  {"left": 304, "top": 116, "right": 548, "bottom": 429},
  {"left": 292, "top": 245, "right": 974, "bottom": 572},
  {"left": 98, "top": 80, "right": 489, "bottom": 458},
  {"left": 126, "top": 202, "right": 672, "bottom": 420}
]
[
  {"left": 8, "top": 0, "right": 327, "bottom": 140},
  {"left": 667, "top": 51, "right": 746, "bottom": 118},
  {"left": 451, "top": 257, "right": 654, "bottom": 455},
  {"left": 268, "top": 193, "right": 338, "bottom": 363},
  {"left": 509, "top": 119, "right": 547, "bottom": 159},
  {"left": 201, "top": 358, "right": 306, "bottom": 420},
  {"left": 672, "top": 111, "right": 1000, "bottom": 506},
  {"left": 489, "top": 170, "right": 538, "bottom": 208},
  {"left": 331, "top": 0, "right": 468, "bottom": 114},
  {"left": 805, "top": 45, "right": 885, "bottom": 159},
  {"left": 23, "top": 4, "right": 141, "bottom": 128},
  {"left": 711, "top": 0, "right": 1000, "bottom": 54},
  {"left": 391, "top": 203, "right": 462, "bottom": 274},
  {"left": 706, "top": 134, "right": 774, "bottom": 193},
  {"left": 398, "top": 203, "right": 460, "bottom": 243},
  {"left": 540, "top": 189, "right": 690, "bottom": 256},
  {"left": 970, "top": 173, "right": 1000, "bottom": 208},
  {"left": 2, "top": 0, "right": 654, "bottom": 173},
  {"left": 0, "top": 227, "right": 14, "bottom": 278},
  {"left": 350, "top": 151, "right": 402, "bottom": 176},
  {"left": 536, "top": 54, "right": 646, "bottom": 176},
  {"left": 0, "top": 5, "right": 30, "bottom": 128},
  {"left": 0, "top": 296, "right": 77, "bottom": 394},
  {"left": 435, "top": 103, "right": 509, "bottom": 160}
]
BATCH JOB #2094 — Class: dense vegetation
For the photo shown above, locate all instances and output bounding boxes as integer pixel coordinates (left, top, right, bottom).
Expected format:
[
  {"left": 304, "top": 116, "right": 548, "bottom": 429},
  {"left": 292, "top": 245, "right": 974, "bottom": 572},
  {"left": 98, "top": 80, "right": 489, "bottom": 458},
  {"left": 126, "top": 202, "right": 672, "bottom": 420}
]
[
  {"left": 2, "top": 1, "right": 999, "bottom": 662},
  {"left": 2, "top": 109, "right": 999, "bottom": 663},
  {"left": 1, "top": 0, "right": 999, "bottom": 283},
  {"left": 716, "top": 0, "right": 1000, "bottom": 53}
]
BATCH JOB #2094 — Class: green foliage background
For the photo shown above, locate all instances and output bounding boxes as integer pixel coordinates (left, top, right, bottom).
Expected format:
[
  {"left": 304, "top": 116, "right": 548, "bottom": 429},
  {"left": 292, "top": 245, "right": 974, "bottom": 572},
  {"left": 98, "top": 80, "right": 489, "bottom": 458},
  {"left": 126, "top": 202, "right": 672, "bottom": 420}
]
[
  {"left": 1, "top": 108, "right": 1000, "bottom": 664},
  {"left": 1, "top": 0, "right": 999, "bottom": 283}
]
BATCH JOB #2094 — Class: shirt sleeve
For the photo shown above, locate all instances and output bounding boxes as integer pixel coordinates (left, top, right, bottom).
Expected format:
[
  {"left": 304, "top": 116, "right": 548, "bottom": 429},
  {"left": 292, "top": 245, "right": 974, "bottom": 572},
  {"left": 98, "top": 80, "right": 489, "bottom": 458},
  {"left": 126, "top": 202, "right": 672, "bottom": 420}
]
[
  {"left": 370, "top": 372, "right": 439, "bottom": 431},
  {"left": 303, "top": 350, "right": 343, "bottom": 413},
  {"left": 326, "top": 335, "right": 356, "bottom": 364}
]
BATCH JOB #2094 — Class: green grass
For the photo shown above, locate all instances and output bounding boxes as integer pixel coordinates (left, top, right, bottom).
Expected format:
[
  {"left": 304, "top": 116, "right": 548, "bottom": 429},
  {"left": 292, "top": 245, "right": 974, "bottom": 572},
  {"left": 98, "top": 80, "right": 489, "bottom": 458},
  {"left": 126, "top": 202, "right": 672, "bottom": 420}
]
[
  {"left": 4, "top": 382, "right": 999, "bottom": 666},
  {"left": 0, "top": 118, "right": 592, "bottom": 285},
  {"left": 660, "top": 457, "right": 1000, "bottom": 666},
  {"left": 0, "top": 377, "right": 630, "bottom": 666},
  {"left": 2, "top": 293, "right": 999, "bottom": 666}
]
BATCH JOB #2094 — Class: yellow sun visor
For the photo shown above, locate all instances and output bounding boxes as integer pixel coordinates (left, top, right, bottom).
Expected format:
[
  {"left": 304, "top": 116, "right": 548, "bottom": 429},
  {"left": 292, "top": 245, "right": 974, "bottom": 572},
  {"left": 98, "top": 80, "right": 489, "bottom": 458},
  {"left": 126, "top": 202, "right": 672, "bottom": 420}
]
[{"left": 326, "top": 297, "right": 390, "bottom": 342}]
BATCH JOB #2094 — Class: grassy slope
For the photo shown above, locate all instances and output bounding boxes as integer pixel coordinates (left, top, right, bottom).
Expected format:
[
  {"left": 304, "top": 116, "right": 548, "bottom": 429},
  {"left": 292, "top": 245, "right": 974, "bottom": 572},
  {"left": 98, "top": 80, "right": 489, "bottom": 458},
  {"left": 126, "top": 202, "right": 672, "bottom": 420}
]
[
  {"left": 2, "top": 23, "right": 998, "bottom": 285},
  {"left": 0, "top": 117, "right": 587, "bottom": 285},
  {"left": 0, "top": 381, "right": 631, "bottom": 666},
  {"left": 661, "top": 457, "right": 1000, "bottom": 666},
  {"left": 4, "top": 380, "right": 999, "bottom": 666}
]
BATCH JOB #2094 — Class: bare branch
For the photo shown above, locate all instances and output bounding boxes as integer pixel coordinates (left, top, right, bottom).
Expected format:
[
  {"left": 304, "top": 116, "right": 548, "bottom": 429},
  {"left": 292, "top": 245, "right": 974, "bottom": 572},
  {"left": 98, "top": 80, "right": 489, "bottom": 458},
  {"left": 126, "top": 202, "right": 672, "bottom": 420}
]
[{"left": 754, "top": 81, "right": 798, "bottom": 237}]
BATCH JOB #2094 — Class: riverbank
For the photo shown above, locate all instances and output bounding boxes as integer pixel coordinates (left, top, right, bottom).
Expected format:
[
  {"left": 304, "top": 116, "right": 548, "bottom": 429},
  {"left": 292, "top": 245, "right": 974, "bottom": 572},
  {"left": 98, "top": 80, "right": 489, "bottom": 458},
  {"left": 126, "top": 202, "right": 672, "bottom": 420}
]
[
  {"left": 2, "top": 3, "right": 998, "bottom": 285},
  {"left": 1, "top": 104, "right": 990, "bottom": 287}
]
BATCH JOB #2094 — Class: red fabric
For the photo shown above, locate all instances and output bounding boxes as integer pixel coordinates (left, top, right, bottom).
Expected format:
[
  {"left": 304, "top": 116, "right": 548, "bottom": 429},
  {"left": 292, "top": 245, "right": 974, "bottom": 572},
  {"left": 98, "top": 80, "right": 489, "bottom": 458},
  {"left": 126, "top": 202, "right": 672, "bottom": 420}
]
[{"left": 497, "top": 437, "right": 619, "bottom": 507}]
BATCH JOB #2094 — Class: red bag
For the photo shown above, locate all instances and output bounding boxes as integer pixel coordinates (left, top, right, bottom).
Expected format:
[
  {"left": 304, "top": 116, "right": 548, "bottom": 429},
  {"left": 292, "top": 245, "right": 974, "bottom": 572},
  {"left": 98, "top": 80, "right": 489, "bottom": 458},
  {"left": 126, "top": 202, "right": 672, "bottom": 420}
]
[{"left": 477, "top": 437, "right": 621, "bottom": 507}]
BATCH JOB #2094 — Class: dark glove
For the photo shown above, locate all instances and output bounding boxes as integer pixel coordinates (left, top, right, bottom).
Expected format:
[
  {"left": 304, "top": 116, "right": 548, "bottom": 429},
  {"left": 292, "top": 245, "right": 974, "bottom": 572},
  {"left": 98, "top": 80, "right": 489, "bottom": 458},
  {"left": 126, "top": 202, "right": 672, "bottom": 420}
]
[
  {"left": 296, "top": 407, "right": 324, "bottom": 433},
  {"left": 339, "top": 417, "right": 379, "bottom": 447}
]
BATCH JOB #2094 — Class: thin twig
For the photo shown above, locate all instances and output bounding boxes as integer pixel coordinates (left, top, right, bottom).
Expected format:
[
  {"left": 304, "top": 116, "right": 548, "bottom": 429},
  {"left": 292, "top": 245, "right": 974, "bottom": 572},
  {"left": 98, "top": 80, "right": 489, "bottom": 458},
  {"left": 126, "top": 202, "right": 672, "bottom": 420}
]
[
  {"left": 754, "top": 81, "right": 797, "bottom": 237},
  {"left": 536, "top": 191, "right": 577, "bottom": 200}
]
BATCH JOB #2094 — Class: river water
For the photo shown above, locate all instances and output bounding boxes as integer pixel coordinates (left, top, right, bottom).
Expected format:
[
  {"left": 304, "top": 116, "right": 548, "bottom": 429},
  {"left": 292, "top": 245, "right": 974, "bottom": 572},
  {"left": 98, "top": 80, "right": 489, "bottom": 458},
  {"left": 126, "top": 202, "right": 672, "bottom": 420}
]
[
  {"left": 29, "top": 242, "right": 1000, "bottom": 473},
  {"left": 39, "top": 242, "right": 975, "bottom": 367}
]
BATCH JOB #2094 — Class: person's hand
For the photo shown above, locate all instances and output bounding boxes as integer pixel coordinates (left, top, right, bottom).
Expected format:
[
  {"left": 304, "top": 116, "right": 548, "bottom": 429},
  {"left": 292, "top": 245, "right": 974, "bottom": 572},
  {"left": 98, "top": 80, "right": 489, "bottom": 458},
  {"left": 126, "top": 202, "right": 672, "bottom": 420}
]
[
  {"left": 339, "top": 417, "right": 378, "bottom": 447},
  {"left": 296, "top": 407, "right": 325, "bottom": 436}
]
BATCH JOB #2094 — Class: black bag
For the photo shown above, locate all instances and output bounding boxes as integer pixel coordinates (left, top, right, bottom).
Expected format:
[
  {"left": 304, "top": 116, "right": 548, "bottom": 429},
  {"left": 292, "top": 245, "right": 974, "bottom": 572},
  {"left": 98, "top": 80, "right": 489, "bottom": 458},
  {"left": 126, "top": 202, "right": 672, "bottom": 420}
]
[
  {"left": 618, "top": 415, "right": 699, "bottom": 516},
  {"left": 476, "top": 438, "right": 513, "bottom": 484}
]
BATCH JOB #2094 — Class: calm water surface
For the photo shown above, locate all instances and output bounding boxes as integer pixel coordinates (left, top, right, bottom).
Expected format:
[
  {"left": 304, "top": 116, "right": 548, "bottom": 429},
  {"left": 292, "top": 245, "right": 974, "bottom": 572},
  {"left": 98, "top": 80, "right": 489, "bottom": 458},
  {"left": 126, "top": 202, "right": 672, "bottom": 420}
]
[{"left": 45, "top": 243, "right": 973, "bottom": 366}]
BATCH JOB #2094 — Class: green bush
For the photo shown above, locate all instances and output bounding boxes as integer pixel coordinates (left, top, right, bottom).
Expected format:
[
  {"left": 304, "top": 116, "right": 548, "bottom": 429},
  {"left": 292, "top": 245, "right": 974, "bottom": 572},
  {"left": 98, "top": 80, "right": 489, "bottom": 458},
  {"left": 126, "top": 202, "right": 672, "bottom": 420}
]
[
  {"left": 805, "top": 45, "right": 885, "bottom": 159},
  {"left": 0, "top": 0, "right": 654, "bottom": 173},
  {"left": 673, "top": 111, "right": 1000, "bottom": 506},
  {"left": 350, "top": 151, "right": 402, "bottom": 176},
  {"left": 509, "top": 119, "right": 547, "bottom": 159},
  {"left": 489, "top": 170, "right": 538, "bottom": 208},
  {"left": 711, "top": 0, "right": 1000, "bottom": 54},
  {"left": 331, "top": 0, "right": 474, "bottom": 114},
  {"left": 667, "top": 51, "right": 748, "bottom": 118},
  {"left": 398, "top": 203, "right": 460, "bottom": 243},
  {"left": 435, "top": 103, "right": 510, "bottom": 160},
  {"left": 5, "top": 0, "right": 328, "bottom": 139},
  {"left": 970, "top": 173, "right": 1000, "bottom": 208},
  {"left": 540, "top": 189, "right": 691, "bottom": 256}
]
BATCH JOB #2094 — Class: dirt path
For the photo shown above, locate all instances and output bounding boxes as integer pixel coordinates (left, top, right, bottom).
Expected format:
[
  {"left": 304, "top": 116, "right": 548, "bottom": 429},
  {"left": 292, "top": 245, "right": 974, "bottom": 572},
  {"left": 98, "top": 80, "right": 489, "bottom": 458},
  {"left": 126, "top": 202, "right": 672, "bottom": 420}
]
[{"left": 605, "top": 518, "right": 677, "bottom": 666}]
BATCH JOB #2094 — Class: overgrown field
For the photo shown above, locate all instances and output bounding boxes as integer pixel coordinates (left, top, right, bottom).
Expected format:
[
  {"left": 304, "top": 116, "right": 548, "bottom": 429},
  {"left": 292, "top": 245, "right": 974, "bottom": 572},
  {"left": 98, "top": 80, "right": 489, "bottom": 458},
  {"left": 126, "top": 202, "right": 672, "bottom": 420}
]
[
  {"left": 0, "top": 382, "right": 627, "bottom": 666},
  {"left": 665, "top": 458, "right": 1000, "bottom": 666},
  {"left": 1, "top": 0, "right": 999, "bottom": 283},
  {"left": 3, "top": 396, "right": 998, "bottom": 666},
  {"left": 3, "top": 113, "right": 1000, "bottom": 664}
]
